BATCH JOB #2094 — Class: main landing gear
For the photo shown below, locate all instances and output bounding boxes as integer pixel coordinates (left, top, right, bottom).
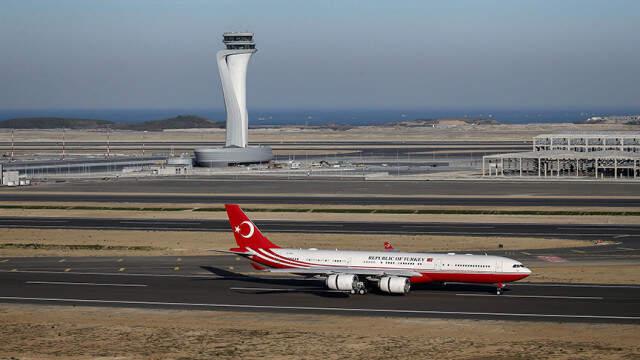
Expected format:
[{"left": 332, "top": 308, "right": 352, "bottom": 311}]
[
  {"left": 350, "top": 280, "right": 368, "bottom": 295},
  {"left": 496, "top": 282, "right": 505, "bottom": 295}
]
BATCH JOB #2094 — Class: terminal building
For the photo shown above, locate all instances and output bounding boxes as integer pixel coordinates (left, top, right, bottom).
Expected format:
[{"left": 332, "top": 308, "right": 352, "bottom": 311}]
[
  {"left": 483, "top": 133, "right": 640, "bottom": 179},
  {"left": 194, "top": 32, "right": 273, "bottom": 167}
]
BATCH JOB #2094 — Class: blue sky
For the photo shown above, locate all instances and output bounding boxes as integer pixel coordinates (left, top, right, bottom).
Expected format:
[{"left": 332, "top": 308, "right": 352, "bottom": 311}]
[{"left": 0, "top": 0, "right": 638, "bottom": 110}]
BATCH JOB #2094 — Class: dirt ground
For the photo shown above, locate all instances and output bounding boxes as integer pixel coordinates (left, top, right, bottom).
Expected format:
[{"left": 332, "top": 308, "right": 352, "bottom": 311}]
[
  {"left": 0, "top": 228, "right": 591, "bottom": 257},
  {"left": 0, "top": 304, "right": 638, "bottom": 360},
  {"left": 527, "top": 263, "right": 640, "bottom": 284},
  {"left": 2, "top": 122, "right": 638, "bottom": 143},
  {"left": 1, "top": 204, "right": 639, "bottom": 225}
]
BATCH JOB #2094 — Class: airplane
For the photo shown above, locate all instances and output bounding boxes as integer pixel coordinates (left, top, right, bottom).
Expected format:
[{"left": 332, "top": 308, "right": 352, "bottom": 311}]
[{"left": 222, "top": 204, "right": 532, "bottom": 295}]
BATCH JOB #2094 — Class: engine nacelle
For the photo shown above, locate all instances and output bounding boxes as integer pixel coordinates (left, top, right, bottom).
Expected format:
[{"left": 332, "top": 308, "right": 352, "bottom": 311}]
[
  {"left": 325, "top": 274, "right": 357, "bottom": 291},
  {"left": 379, "top": 276, "right": 411, "bottom": 294}
]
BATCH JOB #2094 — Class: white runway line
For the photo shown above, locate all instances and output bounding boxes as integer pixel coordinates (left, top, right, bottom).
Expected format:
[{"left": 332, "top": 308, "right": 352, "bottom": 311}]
[
  {"left": 558, "top": 227, "right": 629, "bottom": 231},
  {"left": 119, "top": 221, "right": 201, "bottom": 225},
  {"left": 231, "top": 287, "right": 301, "bottom": 292},
  {"left": 1, "top": 269, "right": 218, "bottom": 278},
  {"left": 455, "top": 294, "right": 603, "bottom": 300},
  {"left": 400, "top": 225, "right": 495, "bottom": 229},
  {"left": 26, "top": 281, "right": 148, "bottom": 287},
  {"left": 512, "top": 283, "right": 640, "bottom": 289},
  {"left": 0, "top": 296, "right": 637, "bottom": 321},
  {"left": 0, "top": 219, "right": 68, "bottom": 223}
]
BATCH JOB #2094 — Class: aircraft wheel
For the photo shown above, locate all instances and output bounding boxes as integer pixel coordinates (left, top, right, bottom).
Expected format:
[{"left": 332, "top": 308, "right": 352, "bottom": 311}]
[{"left": 358, "top": 288, "right": 367, "bottom": 295}]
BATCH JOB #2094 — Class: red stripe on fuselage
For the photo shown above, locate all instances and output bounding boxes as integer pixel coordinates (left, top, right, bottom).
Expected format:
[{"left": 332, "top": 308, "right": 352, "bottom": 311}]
[
  {"left": 411, "top": 272, "right": 529, "bottom": 284},
  {"left": 255, "top": 249, "right": 311, "bottom": 268}
]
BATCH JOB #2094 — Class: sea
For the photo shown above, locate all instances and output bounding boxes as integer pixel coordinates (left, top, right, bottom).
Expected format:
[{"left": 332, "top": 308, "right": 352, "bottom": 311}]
[{"left": 1, "top": 108, "right": 639, "bottom": 126}]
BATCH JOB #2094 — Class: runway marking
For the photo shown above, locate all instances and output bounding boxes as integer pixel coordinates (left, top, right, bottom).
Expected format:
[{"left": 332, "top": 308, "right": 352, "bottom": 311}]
[
  {"left": 267, "top": 223, "right": 341, "bottom": 227},
  {"left": 119, "top": 221, "right": 201, "bottom": 225},
  {"left": 0, "top": 219, "right": 68, "bottom": 223},
  {"left": 26, "top": 281, "right": 147, "bottom": 287},
  {"left": 512, "top": 283, "right": 640, "bottom": 289},
  {"left": 455, "top": 294, "right": 603, "bottom": 300},
  {"left": 520, "top": 252, "right": 532, "bottom": 255},
  {"left": 558, "top": 227, "right": 631, "bottom": 231},
  {"left": 0, "top": 269, "right": 219, "bottom": 278},
  {"left": 571, "top": 249, "right": 586, "bottom": 254},
  {"left": 231, "top": 287, "right": 302, "bottom": 292},
  {"left": 0, "top": 224, "right": 627, "bottom": 238},
  {"left": 58, "top": 259, "right": 66, "bottom": 263},
  {"left": 617, "top": 247, "right": 636, "bottom": 251},
  {"left": 401, "top": 225, "right": 495, "bottom": 229},
  {"left": 0, "top": 259, "right": 8, "bottom": 263},
  {"left": 536, "top": 256, "right": 567, "bottom": 263},
  {"left": 0, "top": 296, "right": 637, "bottom": 321},
  {"left": 64, "top": 268, "right": 71, "bottom": 272},
  {"left": 118, "top": 267, "right": 126, "bottom": 272}
]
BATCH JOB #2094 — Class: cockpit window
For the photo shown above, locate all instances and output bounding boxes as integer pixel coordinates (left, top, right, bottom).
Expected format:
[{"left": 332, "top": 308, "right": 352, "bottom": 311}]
[{"left": 512, "top": 264, "right": 524, "bottom": 268}]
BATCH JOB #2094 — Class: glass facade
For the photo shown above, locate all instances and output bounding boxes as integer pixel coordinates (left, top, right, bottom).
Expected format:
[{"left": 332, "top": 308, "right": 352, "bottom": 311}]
[{"left": 226, "top": 44, "right": 256, "bottom": 50}]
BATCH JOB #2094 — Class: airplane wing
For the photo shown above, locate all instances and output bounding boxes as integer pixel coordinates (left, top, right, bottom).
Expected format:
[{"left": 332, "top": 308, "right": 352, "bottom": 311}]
[{"left": 266, "top": 267, "right": 421, "bottom": 278}]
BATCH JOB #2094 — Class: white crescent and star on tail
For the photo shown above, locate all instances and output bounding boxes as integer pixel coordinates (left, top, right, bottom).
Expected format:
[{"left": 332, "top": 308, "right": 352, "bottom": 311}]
[{"left": 234, "top": 221, "right": 255, "bottom": 238}]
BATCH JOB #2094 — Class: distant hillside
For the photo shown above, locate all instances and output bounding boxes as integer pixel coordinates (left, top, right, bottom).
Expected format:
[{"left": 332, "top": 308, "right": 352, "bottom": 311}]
[
  {"left": 0, "top": 117, "right": 115, "bottom": 129},
  {"left": 0, "top": 115, "right": 224, "bottom": 131},
  {"left": 389, "top": 118, "right": 499, "bottom": 127},
  {"left": 119, "top": 115, "right": 224, "bottom": 131}
]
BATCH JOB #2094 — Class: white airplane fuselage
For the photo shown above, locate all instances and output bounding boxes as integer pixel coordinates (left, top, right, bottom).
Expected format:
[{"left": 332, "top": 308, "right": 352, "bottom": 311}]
[{"left": 247, "top": 247, "right": 531, "bottom": 284}]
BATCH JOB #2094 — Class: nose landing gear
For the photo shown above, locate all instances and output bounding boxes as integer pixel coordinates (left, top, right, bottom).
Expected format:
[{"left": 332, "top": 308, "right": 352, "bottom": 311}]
[{"left": 496, "top": 282, "right": 505, "bottom": 295}]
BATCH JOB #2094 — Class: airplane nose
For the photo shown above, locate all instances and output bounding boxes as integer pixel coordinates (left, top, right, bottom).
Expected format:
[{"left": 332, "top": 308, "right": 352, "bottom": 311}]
[{"left": 523, "top": 267, "right": 532, "bottom": 274}]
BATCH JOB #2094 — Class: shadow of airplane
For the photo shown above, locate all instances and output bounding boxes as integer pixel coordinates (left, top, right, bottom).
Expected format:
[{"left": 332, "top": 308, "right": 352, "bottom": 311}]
[{"left": 198, "top": 265, "right": 350, "bottom": 298}]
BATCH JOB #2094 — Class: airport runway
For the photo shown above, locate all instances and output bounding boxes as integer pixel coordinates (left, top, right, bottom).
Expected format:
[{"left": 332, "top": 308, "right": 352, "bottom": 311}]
[
  {"left": 14, "top": 178, "right": 640, "bottom": 196},
  {"left": 1, "top": 216, "right": 640, "bottom": 241},
  {"left": 2, "top": 192, "right": 640, "bottom": 207},
  {"left": 2, "top": 216, "right": 639, "bottom": 261},
  {"left": 0, "top": 256, "right": 638, "bottom": 323}
]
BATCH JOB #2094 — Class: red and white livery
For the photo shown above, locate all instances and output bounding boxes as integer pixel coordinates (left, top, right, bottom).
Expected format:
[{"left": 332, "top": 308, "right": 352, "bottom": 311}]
[{"left": 224, "top": 204, "right": 532, "bottom": 295}]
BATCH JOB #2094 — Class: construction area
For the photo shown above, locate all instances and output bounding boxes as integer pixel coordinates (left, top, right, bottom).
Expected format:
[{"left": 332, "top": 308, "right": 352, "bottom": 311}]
[{"left": 483, "top": 133, "right": 640, "bottom": 179}]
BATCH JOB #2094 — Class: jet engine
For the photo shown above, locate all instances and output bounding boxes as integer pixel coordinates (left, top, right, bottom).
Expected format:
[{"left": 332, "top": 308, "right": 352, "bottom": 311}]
[
  {"left": 325, "top": 274, "right": 358, "bottom": 291},
  {"left": 379, "top": 276, "right": 411, "bottom": 294}
]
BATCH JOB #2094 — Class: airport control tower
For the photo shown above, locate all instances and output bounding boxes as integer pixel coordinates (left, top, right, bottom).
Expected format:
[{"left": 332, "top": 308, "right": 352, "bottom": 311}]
[
  {"left": 194, "top": 32, "right": 272, "bottom": 166},
  {"left": 217, "top": 32, "right": 256, "bottom": 148}
]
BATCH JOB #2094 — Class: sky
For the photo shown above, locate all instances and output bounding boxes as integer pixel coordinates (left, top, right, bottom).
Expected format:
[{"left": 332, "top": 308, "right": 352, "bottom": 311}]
[{"left": 0, "top": 0, "right": 639, "bottom": 111}]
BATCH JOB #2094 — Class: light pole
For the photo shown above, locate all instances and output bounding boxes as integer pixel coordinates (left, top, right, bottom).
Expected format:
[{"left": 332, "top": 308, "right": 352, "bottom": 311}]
[
  {"left": 61, "top": 128, "right": 66, "bottom": 160},
  {"left": 106, "top": 127, "right": 111, "bottom": 158},
  {"left": 10, "top": 128, "right": 14, "bottom": 162}
]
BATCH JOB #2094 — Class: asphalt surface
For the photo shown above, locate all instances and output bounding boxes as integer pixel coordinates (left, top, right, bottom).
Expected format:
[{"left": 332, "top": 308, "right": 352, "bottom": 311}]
[
  {"left": 2, "top": 216, "right": 639, "bottom": 262},
  {"left": 1, "top": 216, "right": 639, "bottom": 241},
  {"left": 7, "top": 178, "right": 639, "bottom": 197},
  {"left": 0, "top": 256, "right": 638, "bottom": 323},
  {"left": 3, "top": 192, "right": 639, "bottom": 207}
]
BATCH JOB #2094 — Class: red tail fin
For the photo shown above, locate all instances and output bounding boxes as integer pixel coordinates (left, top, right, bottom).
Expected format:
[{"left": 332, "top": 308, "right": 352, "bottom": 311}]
[{"left": 225, "top": 204, "right": 279, "bottom": 251}]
